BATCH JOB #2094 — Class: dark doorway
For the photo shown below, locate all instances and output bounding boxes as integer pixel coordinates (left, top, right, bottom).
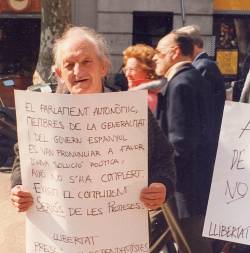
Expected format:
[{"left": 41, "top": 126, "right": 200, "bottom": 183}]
[
  {"left": 0, "top": 18, "right": 40, "bottom": 106},
  {"left": 0, "top": 18, "right": 41, "bottom": 76},
  {"left": 133, "top": 11, "right": 173, "bottom": 47}
]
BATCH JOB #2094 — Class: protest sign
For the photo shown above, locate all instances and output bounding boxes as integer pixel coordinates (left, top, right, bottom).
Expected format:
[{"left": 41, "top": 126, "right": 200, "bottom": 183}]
[
  {"left": 203, "top": 101, "right": 250, "bottom": 245},
  {"left": 14, "top": 90, "right": 149, "bottom": 253}
]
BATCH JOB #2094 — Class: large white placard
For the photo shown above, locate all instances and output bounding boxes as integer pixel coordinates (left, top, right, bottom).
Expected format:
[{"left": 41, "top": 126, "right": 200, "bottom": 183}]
[
  {"left": 203, "top": 101, "right": 250, "bottom": 245},
  {"left": 14, "top": 90, "right": 149, "bottom": 253}
]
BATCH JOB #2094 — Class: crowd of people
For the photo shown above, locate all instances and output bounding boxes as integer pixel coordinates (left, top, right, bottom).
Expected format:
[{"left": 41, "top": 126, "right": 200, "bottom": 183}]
[{"left": 12, "top": 24, "right": 249, "bottom": 253}]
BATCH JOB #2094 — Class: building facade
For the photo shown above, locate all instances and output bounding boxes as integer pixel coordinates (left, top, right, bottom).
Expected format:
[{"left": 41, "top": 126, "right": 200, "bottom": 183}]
[
  {"left": 72, "top": 0, "right": 214, "bottom": 73},
  {"left": 1, "top": 0, "right": 250, "bottom": 106},
  {"left": 0, "top": 0, "right": 41, "bottom": 106},
  {"left": 213, "top": 0, "right": 250, "bottom": 83}
]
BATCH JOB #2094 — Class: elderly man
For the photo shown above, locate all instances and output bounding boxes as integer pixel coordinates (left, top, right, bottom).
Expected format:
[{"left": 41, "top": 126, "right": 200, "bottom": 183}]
[
  {"left": 10, "top": 27, "right": 175, "bottom": 217},
  {"left": 153, "top": 31, "right": 213, "bottom": 253}
]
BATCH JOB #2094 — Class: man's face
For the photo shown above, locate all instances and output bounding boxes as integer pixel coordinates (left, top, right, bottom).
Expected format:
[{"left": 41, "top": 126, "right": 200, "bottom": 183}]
[
  {"left": 153, "top": 35, "right": 177, "bottom": 77},
  {"left": 56, "top": 38, "right": 107, "bottom": 94}
]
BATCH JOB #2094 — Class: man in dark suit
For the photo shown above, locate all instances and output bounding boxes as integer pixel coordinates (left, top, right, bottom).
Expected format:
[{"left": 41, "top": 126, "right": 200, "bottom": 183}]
[
  {"left": 178, "top": 25, "right": 226, "bottom": 169},
  {"left": 154, "top": 31, "right": 213, "bottom": 253}
]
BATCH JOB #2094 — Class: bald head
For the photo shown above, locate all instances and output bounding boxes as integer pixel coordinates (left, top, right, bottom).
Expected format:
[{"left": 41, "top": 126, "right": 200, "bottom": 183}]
[
  {"left": 159, "top": 31, "right": 194, "bottom": 57},
  {"left": 153, "top": 31, "right": 194, "bottom": 76}
]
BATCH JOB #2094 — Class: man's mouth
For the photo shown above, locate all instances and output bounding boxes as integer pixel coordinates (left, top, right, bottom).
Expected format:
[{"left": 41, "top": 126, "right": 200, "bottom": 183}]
[{"left": 74, "top": 78, "right": 88, "bottom": 84}]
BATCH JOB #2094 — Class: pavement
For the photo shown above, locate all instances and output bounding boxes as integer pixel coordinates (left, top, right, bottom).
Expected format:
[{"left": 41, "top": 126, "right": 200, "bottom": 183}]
[{"left": 0, "top": 170, "right": 25, "bottom": 253}]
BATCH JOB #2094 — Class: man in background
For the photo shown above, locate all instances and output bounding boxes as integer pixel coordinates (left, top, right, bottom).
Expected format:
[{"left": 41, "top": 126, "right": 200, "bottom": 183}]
[
  {"left": 153, "top": 31, "right": 213, "bottom": 253},
  {"left": 177, "top": 25, "right": 226, "bottom": 169}
]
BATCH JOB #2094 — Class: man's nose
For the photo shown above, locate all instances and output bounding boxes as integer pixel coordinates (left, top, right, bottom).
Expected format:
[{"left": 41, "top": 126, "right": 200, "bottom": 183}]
[{"left": 73, "top": 63, "right": 82, "bottom": 76}]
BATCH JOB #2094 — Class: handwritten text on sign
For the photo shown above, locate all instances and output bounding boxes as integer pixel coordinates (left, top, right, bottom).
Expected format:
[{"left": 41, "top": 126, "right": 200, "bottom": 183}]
[
  {"left": 14, "top": 90, "right": 149, "bottom": 253},
  {"left": 203, "top": 101, "right": 250, "bottom": 245}
]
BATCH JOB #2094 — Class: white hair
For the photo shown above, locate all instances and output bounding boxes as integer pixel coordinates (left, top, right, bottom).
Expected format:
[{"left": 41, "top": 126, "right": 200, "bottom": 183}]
[{"left": 53, "top": 26, "right": 111, "bottom": 72}]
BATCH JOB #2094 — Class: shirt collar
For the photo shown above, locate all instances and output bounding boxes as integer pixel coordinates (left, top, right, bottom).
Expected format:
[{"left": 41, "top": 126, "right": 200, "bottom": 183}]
[
  {"left": 160, "top": 61, "right": 192, "bottom": 95},
  {"left": 193, "top": 51, "right": 206, "bottom": 62},
  {"left": 164, "top": 61, "right": 191, "bottom": 82}
]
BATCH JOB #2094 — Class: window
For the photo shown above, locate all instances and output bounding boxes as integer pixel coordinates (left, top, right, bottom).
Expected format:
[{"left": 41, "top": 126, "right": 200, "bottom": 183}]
[
  {"left": 0, "top": 18, "right": 41, "bottom": 106},
  {"left": 213, "top": 14, "right": 250, "bottom": 81},
  {"left": 0, "top": 18, "right": 41, "bottom": 76},
  {"left": 133, "top": 12, "right": 173, "bottom": 47}
]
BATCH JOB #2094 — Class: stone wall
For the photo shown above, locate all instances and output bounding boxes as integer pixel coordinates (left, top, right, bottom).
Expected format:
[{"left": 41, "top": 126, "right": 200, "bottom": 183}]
[{"left": 72, "top": 0, "right": 214, "bottom": 73}]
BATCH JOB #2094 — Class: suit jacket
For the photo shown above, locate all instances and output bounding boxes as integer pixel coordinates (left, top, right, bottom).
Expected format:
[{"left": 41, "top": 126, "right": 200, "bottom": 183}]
[
  {"left": 156, "top": 63, "right": 212, "bottom": 218},
  {"left": 193, "top": 52, "right": 225, "bottom": 156}
]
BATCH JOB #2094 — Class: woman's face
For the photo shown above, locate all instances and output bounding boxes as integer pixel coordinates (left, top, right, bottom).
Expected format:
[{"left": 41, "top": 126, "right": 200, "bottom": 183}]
[{"left": 123, "top": 58, "right": 149, "bottom": 88}]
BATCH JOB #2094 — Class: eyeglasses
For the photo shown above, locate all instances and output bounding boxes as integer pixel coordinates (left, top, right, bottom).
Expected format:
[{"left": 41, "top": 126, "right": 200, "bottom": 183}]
[{"left": 122, "top": 67, "right": 144, "bottom": 73}]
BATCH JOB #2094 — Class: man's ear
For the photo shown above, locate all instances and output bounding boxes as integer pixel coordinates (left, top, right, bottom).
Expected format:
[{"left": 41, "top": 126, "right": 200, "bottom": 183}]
[
  {"left": 100, "top": 59, "right": 109, "bottom": 77},
  {"left": 54, "top": 67, "right": 62, "bottom": 78},
  {"left": 172, "top": 47, "right": 180, "bottom": 60}
]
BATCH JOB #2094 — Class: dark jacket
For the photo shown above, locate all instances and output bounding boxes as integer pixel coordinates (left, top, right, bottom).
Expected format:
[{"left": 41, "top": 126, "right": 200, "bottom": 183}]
[
  {"left": 156, "top": 63, "right": 212, "bottom": 218},
  {"left": 193, "top": 52, "right": 226, "bottom": 163},
  {"left": 11, "top": 90, "right": 176, "bottom": 199}
]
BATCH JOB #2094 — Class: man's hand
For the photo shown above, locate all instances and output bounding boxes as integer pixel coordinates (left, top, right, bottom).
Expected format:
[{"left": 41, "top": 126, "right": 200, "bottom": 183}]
[
  {"left": 10, "top": 185, "right": 33, "bottom": 212},
  {"left": 140, "top": 182, "right": 166, "bottom": 210}
]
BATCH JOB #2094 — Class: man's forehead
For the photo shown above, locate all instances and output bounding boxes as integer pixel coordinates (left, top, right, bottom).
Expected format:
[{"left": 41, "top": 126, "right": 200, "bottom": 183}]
[
  {"left": 61, "top": 38, "right": 96, "bottom": 60},
  {"left": 63, "top": 37, "right": 91, "bottom": 50}
]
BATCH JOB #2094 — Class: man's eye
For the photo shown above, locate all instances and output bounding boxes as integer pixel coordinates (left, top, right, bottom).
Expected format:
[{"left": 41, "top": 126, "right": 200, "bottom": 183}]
[
  {"left": 82, "top": 59, "right": 92, "bottom": 64},
  {"left": 65, "top": 63, "right": 74, "bottom": 69}
]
